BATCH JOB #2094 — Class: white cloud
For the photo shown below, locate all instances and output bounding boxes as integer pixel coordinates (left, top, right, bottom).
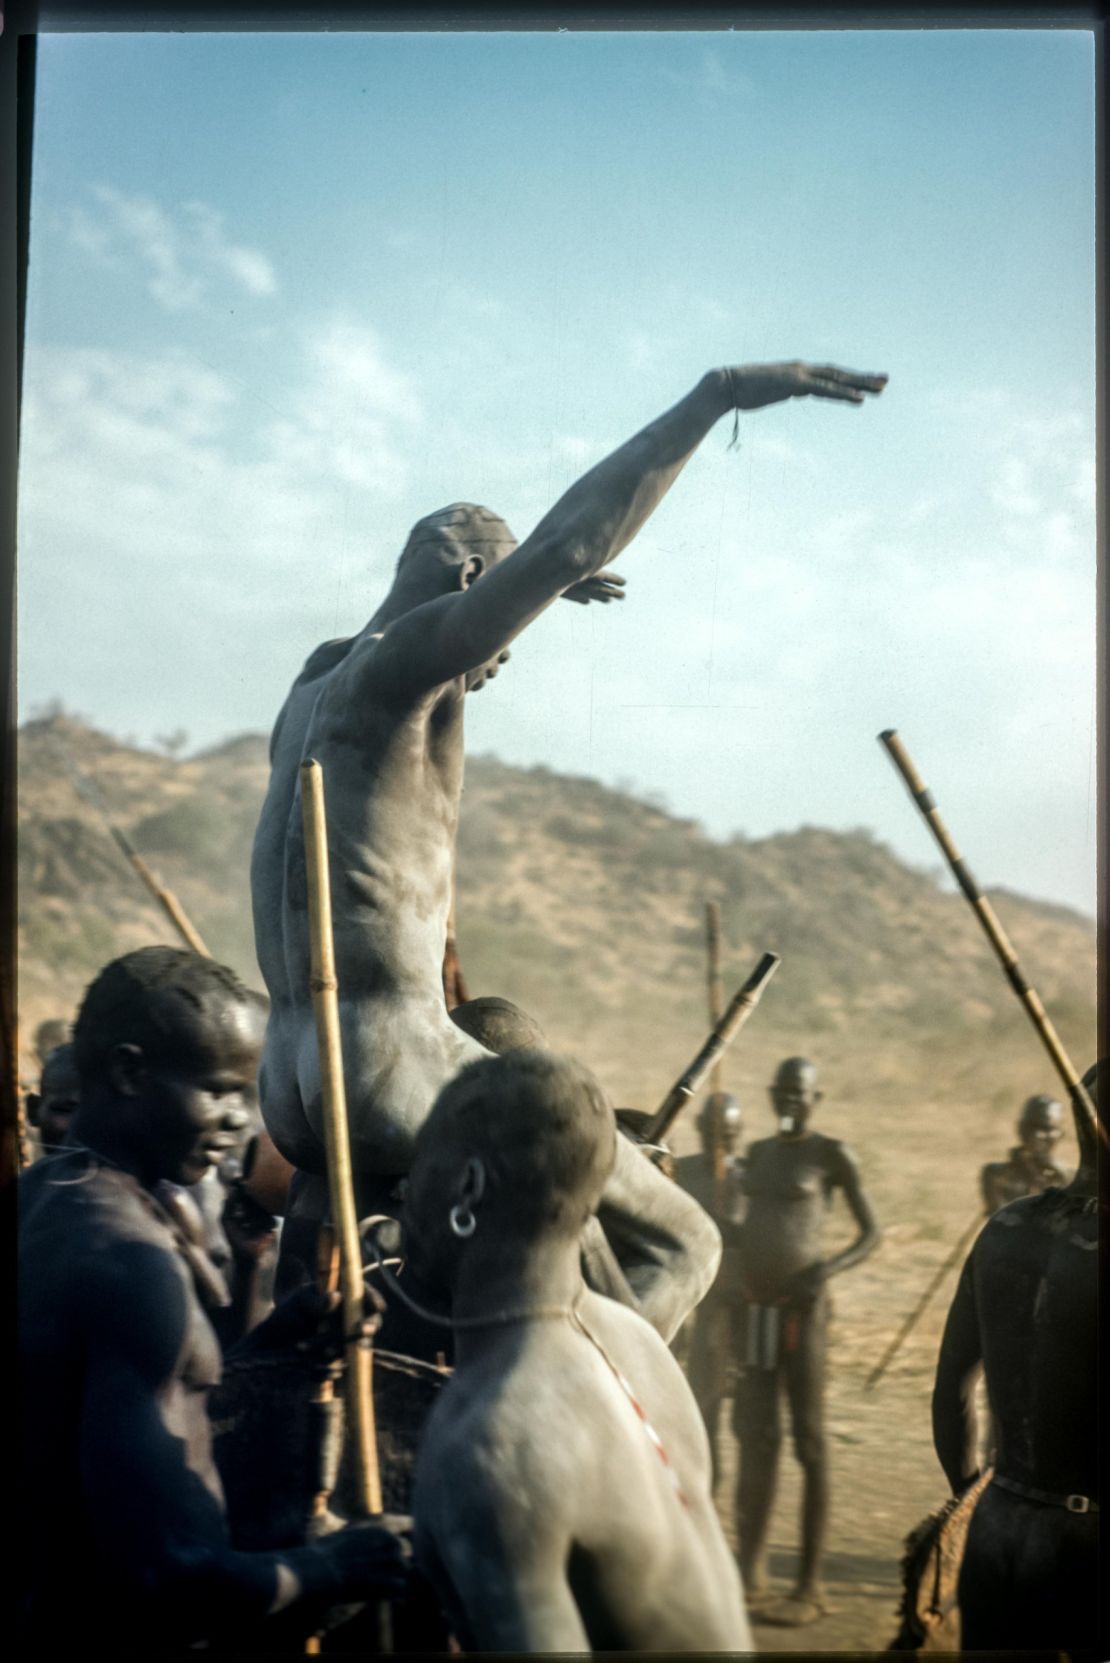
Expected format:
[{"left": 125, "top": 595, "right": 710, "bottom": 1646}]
[
  {"left": 18, "top": 317, "right": 424, "bottom": 632},
  {"left": 67, "top": 185, "right": 279, "bottom": 314}
]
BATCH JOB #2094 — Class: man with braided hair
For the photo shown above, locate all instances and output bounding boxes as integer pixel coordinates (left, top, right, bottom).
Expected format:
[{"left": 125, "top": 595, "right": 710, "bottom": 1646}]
[
  {"left": 18, "top": 947, "right": 408, "bottom": 1652},
  {"left": 251, "top": 359, "right": 887, "bottom": 1335}
]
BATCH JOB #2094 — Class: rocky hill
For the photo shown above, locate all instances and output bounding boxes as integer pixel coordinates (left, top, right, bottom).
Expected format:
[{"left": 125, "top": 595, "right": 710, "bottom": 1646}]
[{"left": 17, "top": 713, "right": 1096, "bottom": 1179}]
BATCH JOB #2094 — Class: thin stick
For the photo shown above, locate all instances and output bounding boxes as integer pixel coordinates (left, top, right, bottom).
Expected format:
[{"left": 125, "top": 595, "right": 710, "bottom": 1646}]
[
  {"left": 878, "top": 730, "right": 1103, "bottom": 1150},
  {"left": 300, "top": 759, "right": 383, "bottom": 1518},
  {"left": 646, "top": 952, "right": 780, "bottom": 1144},
  {"left": 705, "top": 902, "right": 724, "bottom": 1094},
  {"left": 58, "top": 742, "right": 210, "bottom": 955},
  {"left": 864, "top": 1211, "right": 984, "bottom": 1392}
]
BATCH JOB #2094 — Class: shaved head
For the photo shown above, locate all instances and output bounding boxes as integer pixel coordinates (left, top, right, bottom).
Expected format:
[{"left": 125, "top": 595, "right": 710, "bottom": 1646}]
[
  {"left": 404, "top": 1050, "right": 616, "bottom": 1288},
  {"left": 397, "top": 502, "right": 517, "bottom": 578},
  {"left": 1018, "top": 1094, "right": 1063, "bottom": 1135}
]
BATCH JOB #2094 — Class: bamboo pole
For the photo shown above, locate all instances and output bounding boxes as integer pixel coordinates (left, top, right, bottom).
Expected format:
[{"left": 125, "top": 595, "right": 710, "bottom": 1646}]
[
  {"left": 705, "top": 902, "right": 728, "bottom": 1211},
  {"left": 125, "top": 847, "right": 210, "bottom": 956},
  {"left": 647, "top": 951, "right": 780, "bottom": 1145},
  {"left": 864, "top": 1211, "right": 985, "bottom": 1392},
  {"left": 878, "top": 730, "right": 1104, "bottom": 1152},
  {"left": 300, "top": 759, "right": 383, "bottom": 1518},
  {"left": 705, "top": 902, "right": 724, "bottom": 1094},
  {"left": 58, "top": 741, "right": 210, "bottom": 955}
]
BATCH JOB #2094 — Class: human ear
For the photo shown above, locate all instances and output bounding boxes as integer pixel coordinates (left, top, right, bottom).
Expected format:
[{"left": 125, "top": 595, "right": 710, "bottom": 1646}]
[
  {"left": 458, "top": 1155, "right": 486, "bottom": 1205},
  {"left": 25, "top": 1092, "right": 41, "bottom": 1127},
  {"left": 107, "top": 1042, "right": 148, "bottom": 1098},
  {"left": 458, "top": 555, "right": 484, "bottom": 591}
]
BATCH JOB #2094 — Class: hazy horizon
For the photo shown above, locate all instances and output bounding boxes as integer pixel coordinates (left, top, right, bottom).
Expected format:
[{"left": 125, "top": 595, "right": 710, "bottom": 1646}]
[{"left": 17, "top": 30, "right": 1097, "bottom": 914}]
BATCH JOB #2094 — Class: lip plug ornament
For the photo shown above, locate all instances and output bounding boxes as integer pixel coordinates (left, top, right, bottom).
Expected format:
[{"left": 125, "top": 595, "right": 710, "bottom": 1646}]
[{"left": 779, "top": 1115, "right": 796, "bottom": 1135}]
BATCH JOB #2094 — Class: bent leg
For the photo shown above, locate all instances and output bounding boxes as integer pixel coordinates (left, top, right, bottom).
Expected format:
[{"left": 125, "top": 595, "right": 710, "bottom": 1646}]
[{"left": 595, "top": 1132, "right": 722, "bottom": 1342}]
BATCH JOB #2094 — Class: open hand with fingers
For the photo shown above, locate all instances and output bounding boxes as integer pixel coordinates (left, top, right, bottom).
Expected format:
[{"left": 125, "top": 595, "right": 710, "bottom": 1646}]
[
  {"left": 562, "top": 568, "right": 627, "bottom": 606},
  {"left": 725, "top": 362, "right": 888, "bottom": 411}
]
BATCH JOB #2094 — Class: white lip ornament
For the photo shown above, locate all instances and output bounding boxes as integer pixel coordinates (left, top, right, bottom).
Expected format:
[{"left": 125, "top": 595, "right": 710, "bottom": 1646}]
[{"left": 779, "top": 1115, "right": 796, "bottom": 1135}]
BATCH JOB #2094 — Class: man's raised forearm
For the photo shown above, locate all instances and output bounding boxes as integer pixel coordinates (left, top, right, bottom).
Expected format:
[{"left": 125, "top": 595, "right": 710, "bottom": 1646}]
[{"left": 527, "top": 370, "right": 733, "bottom": 586}]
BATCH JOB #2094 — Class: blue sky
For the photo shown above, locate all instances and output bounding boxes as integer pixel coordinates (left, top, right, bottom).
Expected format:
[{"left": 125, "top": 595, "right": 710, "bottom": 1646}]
[{"left": 18, "top": 29, "right": 1096, "bottom": 915}]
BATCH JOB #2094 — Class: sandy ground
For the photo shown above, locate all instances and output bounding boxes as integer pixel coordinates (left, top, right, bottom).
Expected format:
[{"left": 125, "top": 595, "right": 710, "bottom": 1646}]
[
  {"left": 692, "top": 1224, "right": 975, "bottom": 1657},
  {"left": 711, "top": 1366, "right": 945, "bottom": 1655}
]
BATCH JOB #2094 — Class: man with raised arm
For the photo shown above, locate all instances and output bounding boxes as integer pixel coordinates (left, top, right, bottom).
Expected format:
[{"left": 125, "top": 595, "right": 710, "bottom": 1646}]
[
  {"left": 406, "top": 1048, "right": 753, "bottom": 1653},
  {"left": 251, "top": 360, "right": 887, "bottom": 1333},
  {"left": 932, "top": 1062, "right": 1101, "bottom": 1658}
]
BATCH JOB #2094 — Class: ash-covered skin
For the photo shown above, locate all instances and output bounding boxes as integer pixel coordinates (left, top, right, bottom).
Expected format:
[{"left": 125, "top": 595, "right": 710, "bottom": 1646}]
[
  {"left": 932, "top": 1062, "right": 1102, "bottom": 1657},
  {"left": 732, "top": 1057, "right": 880, "bottom": 1623},
  {"left": 250, "top": 360, "right": 887, "bottom": 1338},
  {"left": 674, "top": 1092, "right": 747, "bottom": 1480},
  {"left": 17, "top": 947, "right": 408, "bottom": 1651},
  {"left": 979, "top": 1092, "right": 1070, "bottom": 1215},
  {"left": 407, "top": 1049, "right": 752, "bottom": 1653}
]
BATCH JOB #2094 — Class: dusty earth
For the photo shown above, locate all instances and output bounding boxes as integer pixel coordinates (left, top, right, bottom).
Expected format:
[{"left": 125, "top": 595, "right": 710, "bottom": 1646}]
[{"left": 691, "top": 1209, "right": 1015, "bottom": 1659}]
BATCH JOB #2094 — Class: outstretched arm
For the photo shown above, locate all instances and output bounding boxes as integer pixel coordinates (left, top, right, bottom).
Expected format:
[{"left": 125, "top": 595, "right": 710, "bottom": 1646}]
[
  {"left": 932, "top": 1255, "right": 983, "bottom": 1492},
  {"left": 368, "top": 361, "right": 887, "bottom": 699}
]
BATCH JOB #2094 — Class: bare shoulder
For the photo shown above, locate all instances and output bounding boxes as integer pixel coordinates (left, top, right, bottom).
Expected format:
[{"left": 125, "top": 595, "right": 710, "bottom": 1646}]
[
  {"left": 816, "top": 1132, "right": 861, "bottom": 1182},
  {"left": 415, "top": 1357, "right": 586, "bottom": 1537}
]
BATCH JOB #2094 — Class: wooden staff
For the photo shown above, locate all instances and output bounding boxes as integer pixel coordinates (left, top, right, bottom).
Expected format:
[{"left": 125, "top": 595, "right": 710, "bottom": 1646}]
[
  {"left": 646, "top": 951, "right": 780, "bottom": 1144},
  {"left": 864, "top": 1210, "right": 985, "bottom": 1392},
  {"left": 879, "top": 730, "right": 1104, "bottom": 1151},
  {"left": 705, "top": 902, "right": 728, "bottom": 1211},
  {"left": 705, "top": 902, "right": 724, "bottom": 1096},
  {"left": 300, "top": 759, "right": 383, "bottom": 1519},
  {"left": 61, "top": 746, "right": 210, "bottom": 955}
]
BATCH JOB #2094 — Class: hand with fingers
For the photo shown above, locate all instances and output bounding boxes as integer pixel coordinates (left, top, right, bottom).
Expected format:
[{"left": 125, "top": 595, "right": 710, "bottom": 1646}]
[
  {"left": 725, "top": 361, "right": 888, "bottom": 412},
  {"left": 562, "top": 568, "right": 627, "bottom": 606},
  {"left": 313, "top": 1515, "right": 414, "bottom": 1603}
]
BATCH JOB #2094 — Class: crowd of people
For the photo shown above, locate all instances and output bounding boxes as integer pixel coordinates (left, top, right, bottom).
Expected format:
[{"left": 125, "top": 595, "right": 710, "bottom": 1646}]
[{"left": 17, "top": 356, "right": 1101, "bottom": 1656}]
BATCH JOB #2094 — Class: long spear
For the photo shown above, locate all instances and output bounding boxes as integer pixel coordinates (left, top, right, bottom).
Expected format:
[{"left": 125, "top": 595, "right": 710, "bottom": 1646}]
[
  {"left": 705, "top": 902, "right": 724, "bottom": 1095},
  {"left": 863, "top": 1210, "right": 984, "bottom": 1392},
  {"left": 646, "top": 951, "right": 780, "bottom": 1144},
  {"left": 56, "top": 741, "right": 209, "bottom": 956},
  {"left": 878, "top": 730, "right": 1104, "bottom": 1151},
  {"left": 299, "top": 760, "right": 383, "bottom": 1520}
]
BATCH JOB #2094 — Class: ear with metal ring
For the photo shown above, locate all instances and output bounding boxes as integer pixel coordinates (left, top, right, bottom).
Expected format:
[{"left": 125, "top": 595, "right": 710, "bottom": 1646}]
[{"left": 449, "top": 1156, "right": 486, "bottom": 1239}]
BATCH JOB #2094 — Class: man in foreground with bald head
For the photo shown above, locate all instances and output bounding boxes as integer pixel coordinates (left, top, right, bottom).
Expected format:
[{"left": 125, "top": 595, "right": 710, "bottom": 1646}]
[{"left": 251, "top": 358, "right": 887, "bottom": 1334}]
